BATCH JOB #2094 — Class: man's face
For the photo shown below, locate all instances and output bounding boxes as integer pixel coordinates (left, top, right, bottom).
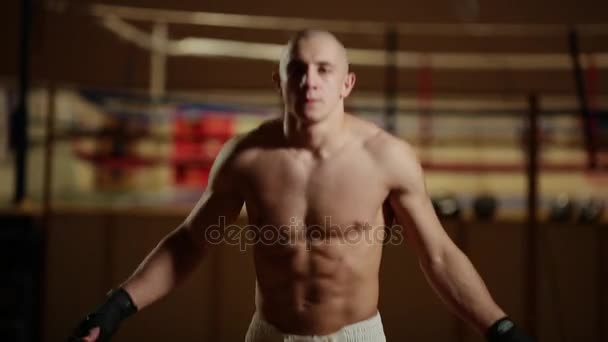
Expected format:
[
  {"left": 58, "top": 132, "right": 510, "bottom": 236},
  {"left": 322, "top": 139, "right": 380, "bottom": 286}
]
[{"left": 277, "top": 34, "right": 355, "bottom": 124}]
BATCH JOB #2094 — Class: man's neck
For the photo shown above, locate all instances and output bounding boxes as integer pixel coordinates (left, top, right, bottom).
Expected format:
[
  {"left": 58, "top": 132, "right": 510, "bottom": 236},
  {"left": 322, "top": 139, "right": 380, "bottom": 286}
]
[{"left": 283, "top": 111, "right": 349, "bottom": 158}]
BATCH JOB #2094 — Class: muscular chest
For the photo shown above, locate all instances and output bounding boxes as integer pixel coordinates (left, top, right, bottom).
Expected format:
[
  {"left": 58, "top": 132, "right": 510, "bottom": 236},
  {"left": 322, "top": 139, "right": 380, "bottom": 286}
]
[{"left": 244, "top": 151, "right": 388, "bottom": 225}]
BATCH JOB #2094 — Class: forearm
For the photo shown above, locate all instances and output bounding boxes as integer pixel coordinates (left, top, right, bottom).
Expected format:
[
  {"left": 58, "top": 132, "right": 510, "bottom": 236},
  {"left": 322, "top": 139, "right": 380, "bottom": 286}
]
[
  {"left": 121, "top": 226, "right": 207, "bottom": 310},
  {"left": 420, "top": 246, "right": 506, "bottom": 335}
]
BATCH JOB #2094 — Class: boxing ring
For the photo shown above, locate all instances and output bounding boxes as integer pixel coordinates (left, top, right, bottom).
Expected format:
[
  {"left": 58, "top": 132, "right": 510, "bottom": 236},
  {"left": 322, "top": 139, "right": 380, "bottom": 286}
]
[{"left": 2, "top": 2, "right": 608, "bottom": 341}]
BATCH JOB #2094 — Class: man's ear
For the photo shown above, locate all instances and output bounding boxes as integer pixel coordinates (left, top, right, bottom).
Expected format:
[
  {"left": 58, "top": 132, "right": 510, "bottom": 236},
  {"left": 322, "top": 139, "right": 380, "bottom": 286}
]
[
  {"left": 341, "top": 71, "right": 356, "bottom": 98},
  {"left": 272, "top": 72, "right": 282, "bottom": 93}
]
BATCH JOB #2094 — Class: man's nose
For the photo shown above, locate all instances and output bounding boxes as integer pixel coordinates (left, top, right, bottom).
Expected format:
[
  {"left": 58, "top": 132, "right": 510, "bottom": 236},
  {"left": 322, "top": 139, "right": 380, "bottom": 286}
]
[{"left": 300, "top": 69, "right": 318, "bottom": 89}]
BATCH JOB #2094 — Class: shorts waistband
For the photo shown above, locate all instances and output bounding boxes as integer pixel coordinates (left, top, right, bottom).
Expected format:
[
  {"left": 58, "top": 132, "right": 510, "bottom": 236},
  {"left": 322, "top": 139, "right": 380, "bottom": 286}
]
[{"left": 245, "top": 311, "right": 386, "bottom": 342}]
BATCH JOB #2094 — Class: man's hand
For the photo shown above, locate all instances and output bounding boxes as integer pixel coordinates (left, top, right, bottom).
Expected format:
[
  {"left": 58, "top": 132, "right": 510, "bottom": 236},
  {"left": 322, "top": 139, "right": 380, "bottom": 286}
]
[
  {"left": 486, "top": 317, "right": 535, "bottom": 342},
  {"left": 79, "top": 327, "right": 100, "bottom": 342},
  {"left": 68, "top": 288, "right": 137, "bottom": 342}
]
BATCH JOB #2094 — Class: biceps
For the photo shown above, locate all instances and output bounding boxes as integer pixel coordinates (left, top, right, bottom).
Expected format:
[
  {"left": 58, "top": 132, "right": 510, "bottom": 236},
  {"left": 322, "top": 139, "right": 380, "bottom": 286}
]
[
  {"left": 184, "top": 190, "right": 244, "bottom": 241},
  {"left": 389, "top": 191, "right": 452, "bottom": 262}
]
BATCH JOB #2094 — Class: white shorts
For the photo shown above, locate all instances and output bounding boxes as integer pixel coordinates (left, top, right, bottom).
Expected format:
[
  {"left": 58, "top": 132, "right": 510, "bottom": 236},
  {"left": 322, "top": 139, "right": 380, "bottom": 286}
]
[{"left": 245, "top": 311, "right": 387, "bottom": 342}]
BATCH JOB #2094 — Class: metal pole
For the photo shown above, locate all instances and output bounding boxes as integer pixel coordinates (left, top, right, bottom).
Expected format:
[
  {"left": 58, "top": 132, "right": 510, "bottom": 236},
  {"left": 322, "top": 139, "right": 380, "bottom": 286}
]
[
  {"left": 42, "top": 85, "right": 55, "bottom": 215},
  {"left": 150, "top": 22, "right": 168, "bottom": 100},
  {"left": 525, "top": 93, "right": 539, "bottom": 339},
  {"left": 12, "top": 0, "right": 33, "bottom": 205},
  {"left": 384, "top": 27, "right": 398, "bottom": 134},
  {"left": 568, "top": 29, "right": 597, "bottom": 169},
  {"left": 38, "top": 82, "right": 56, "bottom": 342}
]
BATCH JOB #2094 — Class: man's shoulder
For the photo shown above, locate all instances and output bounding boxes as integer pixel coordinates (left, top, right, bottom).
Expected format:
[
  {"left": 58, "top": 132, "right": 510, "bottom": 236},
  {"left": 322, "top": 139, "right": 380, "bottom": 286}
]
[
  {"left": 351, "top": 117, "right": 424, "bottom": 190},
  {"left": 352, "top": 116, "right": 417, "bottom": 166},
  {"left": 225, "top": 117, "right": 283, "bottom": 162}
]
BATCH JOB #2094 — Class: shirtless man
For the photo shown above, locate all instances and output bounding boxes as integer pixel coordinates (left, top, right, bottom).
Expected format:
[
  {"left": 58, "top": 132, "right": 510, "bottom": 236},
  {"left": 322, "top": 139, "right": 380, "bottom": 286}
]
[{"left": 70, "top": 30, "right": 534, "bottom": 342}]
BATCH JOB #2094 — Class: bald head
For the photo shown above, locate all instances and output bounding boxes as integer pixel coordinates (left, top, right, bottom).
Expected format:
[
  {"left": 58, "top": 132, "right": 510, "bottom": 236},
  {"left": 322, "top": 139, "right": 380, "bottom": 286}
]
[
  {"left": 274, "top": 29, "right": 356, "bottom": 123},
  {"left": 279, "top": 29, "right": 350, "bottom": 78}
]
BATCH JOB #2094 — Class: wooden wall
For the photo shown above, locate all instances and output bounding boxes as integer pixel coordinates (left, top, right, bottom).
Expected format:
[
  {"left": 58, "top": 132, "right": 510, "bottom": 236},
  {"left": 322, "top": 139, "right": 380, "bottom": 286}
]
[{"left": 39, "top": 209, "right": 608, "bottom": 341}]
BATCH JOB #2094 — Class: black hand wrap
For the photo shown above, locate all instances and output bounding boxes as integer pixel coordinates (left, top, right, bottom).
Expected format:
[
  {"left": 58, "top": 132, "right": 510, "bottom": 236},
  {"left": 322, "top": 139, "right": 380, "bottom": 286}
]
[
  {"left": 486, "top": 317, "right": 535, "bottom": 342},
  {"left": 69, "top": 288, "right": 138, "bottom": 342}
]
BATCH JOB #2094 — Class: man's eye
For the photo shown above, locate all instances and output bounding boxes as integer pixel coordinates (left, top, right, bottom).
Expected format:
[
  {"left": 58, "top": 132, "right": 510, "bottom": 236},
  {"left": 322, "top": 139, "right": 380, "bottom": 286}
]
[{"left": 288, "top": 64, "right": 305, "bottom": 76}]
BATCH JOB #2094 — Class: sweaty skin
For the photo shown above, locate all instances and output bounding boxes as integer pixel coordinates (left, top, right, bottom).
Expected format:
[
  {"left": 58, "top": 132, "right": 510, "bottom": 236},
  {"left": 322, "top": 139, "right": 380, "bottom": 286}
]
[{"left": 85, "top": 30, "right": 509, "bottom": 341}]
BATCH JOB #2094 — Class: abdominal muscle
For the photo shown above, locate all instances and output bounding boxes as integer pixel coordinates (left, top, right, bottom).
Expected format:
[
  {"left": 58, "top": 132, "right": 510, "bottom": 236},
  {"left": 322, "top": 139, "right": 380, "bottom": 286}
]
[{"left": 252, "top": 230, "right": 383, "bottom": 335}]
